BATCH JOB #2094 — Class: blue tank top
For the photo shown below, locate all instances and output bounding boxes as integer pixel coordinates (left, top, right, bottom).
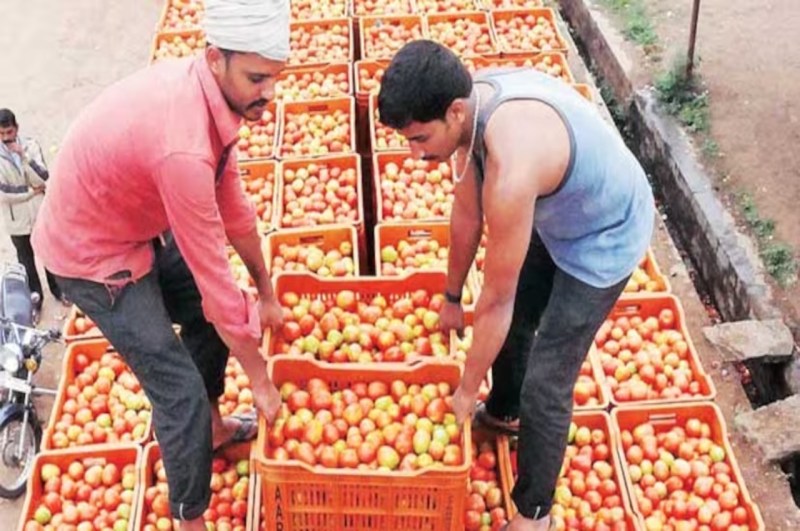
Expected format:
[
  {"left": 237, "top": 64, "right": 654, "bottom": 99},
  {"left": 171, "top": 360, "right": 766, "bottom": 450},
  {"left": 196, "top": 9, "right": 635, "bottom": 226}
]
[{"left": 472, "top": 68, "right": 655, "bottom": 288}]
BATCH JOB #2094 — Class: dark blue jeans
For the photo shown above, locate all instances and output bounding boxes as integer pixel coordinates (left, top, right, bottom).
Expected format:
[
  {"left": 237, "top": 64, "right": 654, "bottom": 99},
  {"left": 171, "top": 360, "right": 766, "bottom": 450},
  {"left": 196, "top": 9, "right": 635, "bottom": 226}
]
[
  {"left": 485, "top": 235, "right": 628, "bottom": 519},
  {"left": 53, "top": 233, "right": 229, "bottom": 520}
]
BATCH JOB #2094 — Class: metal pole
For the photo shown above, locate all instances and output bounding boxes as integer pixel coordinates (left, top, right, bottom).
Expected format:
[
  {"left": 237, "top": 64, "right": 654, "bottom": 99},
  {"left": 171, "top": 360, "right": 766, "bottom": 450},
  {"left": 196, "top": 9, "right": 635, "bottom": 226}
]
[{"left": 687, "top": 0, "right": 702, "bottom": 78}]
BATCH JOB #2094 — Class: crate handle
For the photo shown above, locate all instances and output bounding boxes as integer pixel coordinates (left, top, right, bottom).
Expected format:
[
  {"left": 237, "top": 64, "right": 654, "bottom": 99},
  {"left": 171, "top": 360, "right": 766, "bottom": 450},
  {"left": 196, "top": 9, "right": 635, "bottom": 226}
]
[
  {"left": 306, "top": 104, "right": 331, "bottom": 113},
  {"left": 615, "top": 304, "right": 643, "bottom": 317},
  {"left": 299, "top": 235, "right": 326, "bottom": 245},
  {"left": 407, "top": 228, "right": 433, "bottom": 239},
  {"left": 647, "top": 413, "right": 678, "bottom": 426}
]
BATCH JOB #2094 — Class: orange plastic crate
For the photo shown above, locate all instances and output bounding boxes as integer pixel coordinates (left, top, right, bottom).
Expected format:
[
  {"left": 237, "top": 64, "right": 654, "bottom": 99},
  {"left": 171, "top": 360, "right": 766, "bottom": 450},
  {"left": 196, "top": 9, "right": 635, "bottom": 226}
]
[
  {"left": 18, "top": 444, "right": 143, "bottom": 531},
  {"left": 374, "top": 221, "right": 478, "bottom": 306},
  {"left": 275, "top": 153, "right": 364, "bottom": 229},
  {"left": 416, "top": 0, "right": 481, "bottom": 13},
  {"left": 592, "top": 294, "right": 716, "bottom": 407},
  {"left": 239, "top": 159, "right": 278, "bottom": 232},
  {"left": 612, "top": 403, "right": 765, "bottom": 531},
  {"left": 621, "top": 248, "right": 671, "bottom": 295},
  {"left": 373, "top": 151, "right": 457, "bottom": 223},
  {"left": 134, "top": 441, "right": 258, "bottom": 531},
  {"left": 369, "top": 93, "right": 409, "bottom": 152},
  {"left": 463, "top": 51, "right": 575, "bottom": 84},
  {"left": 255, "top": 356, "right": 470, "bottom": 531},
  {"left": 288, "top": 18, "right": 353, "bottom": 67},
  {"left": 290, "top": 0, "right": 349, "bottom": 20},
  {"left": 355, "top": 59, "right": 391, "bottom": 99},
  {"left": 149, "top": 29, "right": 206, "bottom": 64},
  {"left": 352, "top": 0, "right": 415, "bottom": 16},
  {"left": 156, "top": 0, "right": 204, "bottom": 32},
  {"left": 360, "top": 14, "right": 427, "bottom": 60},
  {"left": 263, "top": 270, "right": 449, "bottom": 360},
  {"left": 427, "top": 11, "right": 498, "bottom": 57},
  {"left": 499, "top": 411, "right": 641, "bottom": 530},
  {"left": 278, "top": 97, "right": 356, "bottom": 159},
  {"left": 275, "top": 63, "right": 352, "bottom": 102},
  {"left": 63, "top": 305, "right": 104, "bottom": 342},
  {"left": 42, "top": 339, "right": 153, "bottom": 451},
  {"left": 265, "top": 224, "right": 361, "bottom": 277},
  {"left": 490, "top": 8, "right": 568, "bottom": 54}
]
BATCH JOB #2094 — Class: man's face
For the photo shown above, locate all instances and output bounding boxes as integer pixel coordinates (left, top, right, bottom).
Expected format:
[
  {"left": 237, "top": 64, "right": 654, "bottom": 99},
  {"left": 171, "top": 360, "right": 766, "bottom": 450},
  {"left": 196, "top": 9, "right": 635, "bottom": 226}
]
[
  {"left": 0, "top": 125, "right": 17, "bottom": 145},
  {"left": 207, "top": 48, "right": 285, "bottom": 121},
  {"left": 399, "top": 101, "right": 466, "bottom": 163}
]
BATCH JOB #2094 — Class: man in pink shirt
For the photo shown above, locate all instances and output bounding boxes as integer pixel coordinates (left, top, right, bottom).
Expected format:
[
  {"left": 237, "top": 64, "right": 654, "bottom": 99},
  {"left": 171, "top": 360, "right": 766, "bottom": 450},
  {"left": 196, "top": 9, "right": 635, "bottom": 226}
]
[{"left": 32, "top": 1, "right": 290, "bottom": 528}]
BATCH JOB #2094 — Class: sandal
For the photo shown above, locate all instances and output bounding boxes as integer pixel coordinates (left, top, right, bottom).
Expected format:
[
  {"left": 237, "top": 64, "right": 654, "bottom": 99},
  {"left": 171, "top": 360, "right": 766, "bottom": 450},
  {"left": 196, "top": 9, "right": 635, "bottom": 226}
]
[
  {"left": 473, "top": 403, "right": 520, "bottom": 436},
  {"left": 214, "top": 411, "right": 258, "bottom": 450}
]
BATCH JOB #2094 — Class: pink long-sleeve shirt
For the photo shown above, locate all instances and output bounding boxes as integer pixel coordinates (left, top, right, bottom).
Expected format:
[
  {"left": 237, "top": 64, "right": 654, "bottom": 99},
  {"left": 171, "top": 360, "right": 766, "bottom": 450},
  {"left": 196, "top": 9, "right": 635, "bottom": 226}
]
[{"left": 32, "top": 55, "right": 261, "bottom": 346}]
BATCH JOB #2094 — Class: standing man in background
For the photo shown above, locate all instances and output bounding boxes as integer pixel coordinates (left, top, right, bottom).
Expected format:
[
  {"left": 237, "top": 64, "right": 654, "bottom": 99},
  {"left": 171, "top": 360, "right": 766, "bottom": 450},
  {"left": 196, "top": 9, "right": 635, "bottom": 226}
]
[
  {"left": 32, "top": 1, "right": 290, "bottom": 529},
  {"left": 0, "top": 108, "right": 66, "bottom": 315}
]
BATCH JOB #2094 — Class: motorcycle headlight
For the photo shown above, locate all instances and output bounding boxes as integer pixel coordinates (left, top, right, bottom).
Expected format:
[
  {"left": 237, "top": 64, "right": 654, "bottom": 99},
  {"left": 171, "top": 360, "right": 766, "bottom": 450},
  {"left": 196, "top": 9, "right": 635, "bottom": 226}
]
[
  {"left": 0, "top": 343, "right": 23, "bottom": 373},
  {"left": 21, "top": 328, "right": 38, "bottom": 349}
]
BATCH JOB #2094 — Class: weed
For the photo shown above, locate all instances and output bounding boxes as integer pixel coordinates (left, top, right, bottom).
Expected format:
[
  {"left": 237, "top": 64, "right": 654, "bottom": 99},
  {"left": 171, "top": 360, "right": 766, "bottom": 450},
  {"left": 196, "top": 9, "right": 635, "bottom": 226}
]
[
  {"left": 601, "top": 0, "right": 658, "bottom": 47},
  {"left": 655, "top": 58, "right": 710, "bottom": 133},
  {"left": 701, "top": 138, "right": 719, "bottom": 158},
  {"left": 737, "top": 192, "right": 797, "bottom": 287}
]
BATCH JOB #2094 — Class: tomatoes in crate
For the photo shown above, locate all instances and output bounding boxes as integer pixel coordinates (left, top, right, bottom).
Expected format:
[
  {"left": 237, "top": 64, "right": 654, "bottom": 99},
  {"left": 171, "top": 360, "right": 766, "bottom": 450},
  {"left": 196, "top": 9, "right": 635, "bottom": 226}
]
[
  {"left": 416, "top": 0, "right": 480, "bottom": 13},
  {"left": 272, "top": 241, "right": 356, "bottom": 277},
  {"left": 22, "top": 457, "right": 138, "bottom": 531},
  {"left": 159, "top": 0, "right": 204, "bottom": 31},
  {"left": 428, "top": 14, "right": 496, "bottom": 57},
  {"left": 266, "top": 376, "right": 464, "bottom": 470},
  {"left": 279, "top": 157, "right": 360, "bottom": 227},
  {"left": 363, "top": 17, "right": 425, "bottom": 59},
  {"left": 276, "top": 69, "right": 350, "bottom": 102},
  {"left": 463, "top": 53, "right": 573, "bottom": 84},
  {"left": 218, "top": 357, "right": 255, "bottom": 417},
  {"left": 68, "top": 307, "right": 99, "bottom": 338},
  {"left": 451, "top": 325, "right": 491, "bottom": 402},
  {"left": 289, "top": 21, "right": 350, "bottom": 65},
  {"left": 140, "top": 453, "right": 251, "bottom": 531},
  {"left": 152, "top": 32, "right": 206, "bottom": 62},
  {"left": 623, "top": 253, "right": 668, "bottom": 293},
  {"left": 618, "top": 413, "right": 756, "bottom": 530},
  {"left": 594, "top": 306, "right": 708, "bottom": 404},
  {"left": 492, "top": 10, "right": 565, "bottom": 53},
  {"left": 377, "top": 155, "right": 455, "bottom": 221},
  {"left": 239, "top": 162, "right": 275, "bottom": 231},
  {"left": 573, "top": 359, "right": 604, "bottom": 409},
  {"left": 353, "top": 0, "right": 413, "bottom": 16},
  {"left": 486, "top": 0, "right": 543, "bottom": 8},
  {"left": 48, "top": 350, "right": 151, "bottom": 449},
  {"left": 465, "top": 438, "right": 508, "bottom": 531},
  {"left": 357, "top": 62, "right": 387, "bottom": 96},
  {"left": 237, "top": 108, "right": 278, "bottom": 160},
  {"left": 272, "top": 288, "right": 450, "bottom": 362},
  {"left": 290, "top": 0, "right": 347, "bottom": 20},
  {"left": 280, "top": 102, "right": 353, "bottom": 158},
  {"left": 373, "top": 106, "right": 408, "bottom": 150}
]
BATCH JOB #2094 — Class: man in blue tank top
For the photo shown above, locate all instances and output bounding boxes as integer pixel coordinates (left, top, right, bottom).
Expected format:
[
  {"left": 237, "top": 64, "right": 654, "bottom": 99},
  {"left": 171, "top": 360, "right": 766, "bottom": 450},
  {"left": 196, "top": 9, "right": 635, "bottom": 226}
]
[{"left": 379, "top": 41, "right": 655, "bottom": 531}]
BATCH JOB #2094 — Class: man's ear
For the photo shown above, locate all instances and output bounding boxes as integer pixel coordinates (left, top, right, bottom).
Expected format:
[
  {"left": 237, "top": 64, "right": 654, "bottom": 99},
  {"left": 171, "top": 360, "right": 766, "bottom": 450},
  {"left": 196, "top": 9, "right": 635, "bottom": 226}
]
[
  {"left": 447, "top": 98, "right": 467, "bottom": 124},
  {"left": 206, "top": 46, "right": 226, "bottom": 76}
]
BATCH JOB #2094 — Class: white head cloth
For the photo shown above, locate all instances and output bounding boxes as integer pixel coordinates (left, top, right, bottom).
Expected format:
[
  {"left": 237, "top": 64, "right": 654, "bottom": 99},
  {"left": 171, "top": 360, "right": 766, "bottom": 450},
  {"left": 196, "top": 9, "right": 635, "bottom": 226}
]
[{"left": 203, "top": 0, "right": 290, "bottom": 61}]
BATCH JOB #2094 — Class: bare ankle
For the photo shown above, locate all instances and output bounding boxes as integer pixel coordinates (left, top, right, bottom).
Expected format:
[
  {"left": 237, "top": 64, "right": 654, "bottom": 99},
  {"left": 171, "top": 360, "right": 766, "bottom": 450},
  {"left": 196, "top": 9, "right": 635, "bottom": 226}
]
[{"left": 508, "top": 513, "right": 551, "bottom": 531}]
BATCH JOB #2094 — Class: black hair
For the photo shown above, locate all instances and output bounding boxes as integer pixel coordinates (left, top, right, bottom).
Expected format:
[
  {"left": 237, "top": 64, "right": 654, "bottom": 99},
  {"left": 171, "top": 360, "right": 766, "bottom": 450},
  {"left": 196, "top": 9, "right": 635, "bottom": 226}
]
[
  {"left": 378, "top": 40, "right": 472, "bottom": 129},
  {"left": 0, "top": 109, "right": 17, "bottom": 129}
]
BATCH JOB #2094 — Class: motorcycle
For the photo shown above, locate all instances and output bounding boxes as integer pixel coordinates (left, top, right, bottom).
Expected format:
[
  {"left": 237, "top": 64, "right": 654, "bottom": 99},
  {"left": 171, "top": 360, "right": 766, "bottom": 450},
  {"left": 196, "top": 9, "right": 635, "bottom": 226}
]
[{"left": 0, "top": 262, "right": 60, "bottom": 498}]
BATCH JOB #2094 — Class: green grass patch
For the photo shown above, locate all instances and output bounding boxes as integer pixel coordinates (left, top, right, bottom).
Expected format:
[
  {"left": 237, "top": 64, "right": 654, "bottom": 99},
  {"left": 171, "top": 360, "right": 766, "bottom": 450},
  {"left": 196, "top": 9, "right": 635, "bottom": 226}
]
[
  {"left": 737, "top": 192, "right": 797, "bottom": 287},
  {"left": 655, "top": 59, "right": 710, "bottom": 133},
  {"left": 602, "top": 0, "right": 658, "bottom": 47}
]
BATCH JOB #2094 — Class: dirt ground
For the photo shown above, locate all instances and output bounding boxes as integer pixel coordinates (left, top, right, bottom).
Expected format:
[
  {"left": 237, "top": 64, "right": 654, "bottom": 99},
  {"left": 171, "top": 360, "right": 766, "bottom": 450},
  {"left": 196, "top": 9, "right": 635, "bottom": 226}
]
[
  {"left": 0, "top": 0, "right": 160, "bottom": 523},
  {"left": 596, "top": 0, "right": 800, "bottom": 321}
]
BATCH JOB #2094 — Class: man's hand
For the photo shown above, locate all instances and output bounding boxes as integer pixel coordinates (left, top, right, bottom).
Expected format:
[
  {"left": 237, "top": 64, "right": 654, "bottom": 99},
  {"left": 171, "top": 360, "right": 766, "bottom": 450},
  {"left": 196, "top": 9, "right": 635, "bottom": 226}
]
[
  {"left": 452, "top": 385, "right": 480, "bottom": 425},
  {"left": 440, "top": 300, "right": 465, "bottom": 338},
  {"left": 253, "top": 380, "right": 282, "bottom": 424},
  {"left": 32, "top": 185, "right": 45, "bottom": 194},
  {"left": 258, "top": 296, "right": 284, "bottom": 332},
  {"left": 6, "top": 141, "right": 23, "bottom": 156}
]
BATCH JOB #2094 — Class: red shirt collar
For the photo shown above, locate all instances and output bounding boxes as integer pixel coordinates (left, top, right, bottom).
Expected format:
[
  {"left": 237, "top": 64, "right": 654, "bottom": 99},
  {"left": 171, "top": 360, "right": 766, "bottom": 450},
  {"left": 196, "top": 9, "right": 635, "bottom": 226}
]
[{"left": 194, "top": 54, "right": 241, "bottom": 147}]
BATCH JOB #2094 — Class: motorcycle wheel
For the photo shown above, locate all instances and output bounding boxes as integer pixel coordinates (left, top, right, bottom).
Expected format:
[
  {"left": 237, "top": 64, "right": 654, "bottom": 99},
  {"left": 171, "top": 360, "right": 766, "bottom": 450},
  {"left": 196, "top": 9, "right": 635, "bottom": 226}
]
[{"left": 0, "top": 409, "right": 41, "bottom": 499}]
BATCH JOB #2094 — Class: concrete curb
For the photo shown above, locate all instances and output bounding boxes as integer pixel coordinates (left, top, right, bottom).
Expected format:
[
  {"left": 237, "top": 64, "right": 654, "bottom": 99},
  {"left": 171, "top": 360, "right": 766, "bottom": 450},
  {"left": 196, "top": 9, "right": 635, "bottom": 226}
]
[{"left": 559, "top": 0, "right": 784, "bottom": 325}]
